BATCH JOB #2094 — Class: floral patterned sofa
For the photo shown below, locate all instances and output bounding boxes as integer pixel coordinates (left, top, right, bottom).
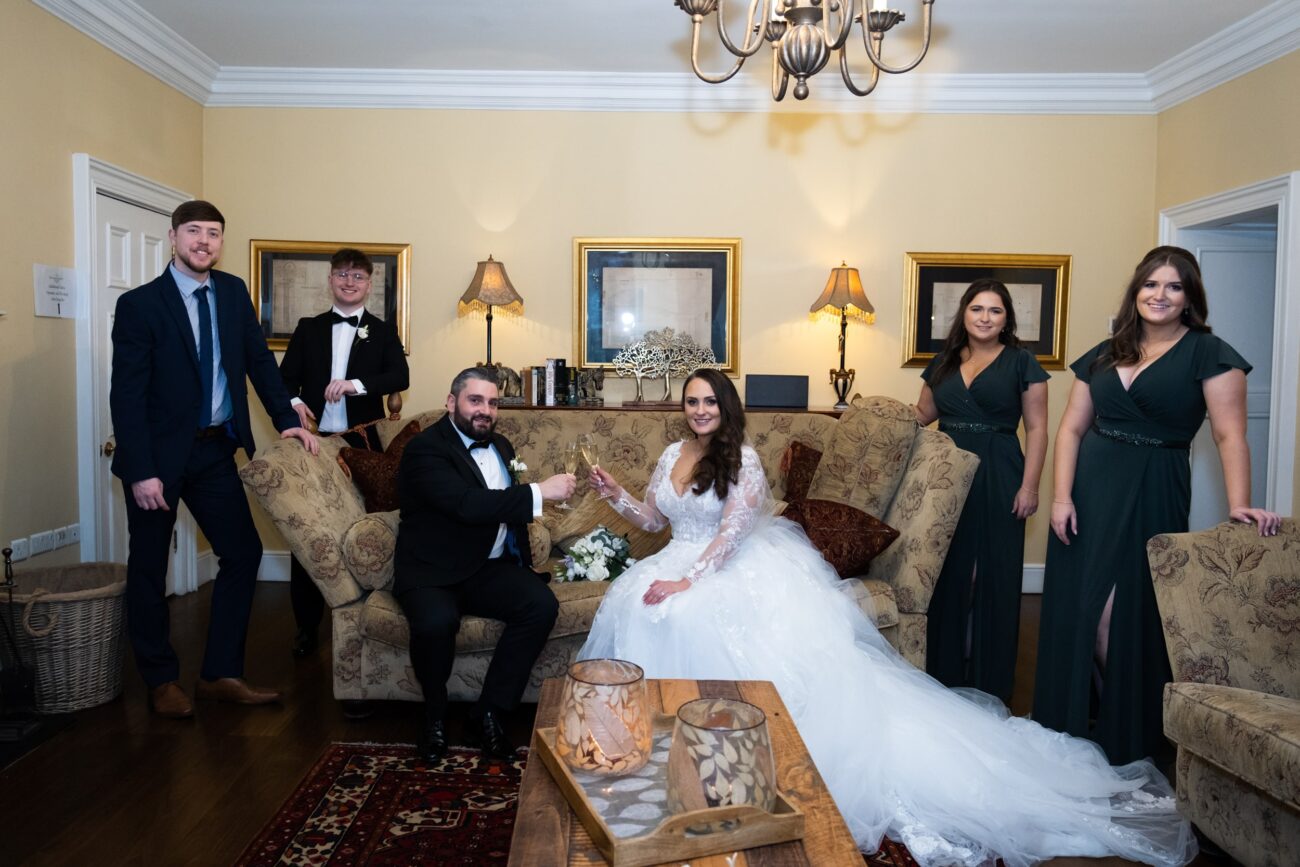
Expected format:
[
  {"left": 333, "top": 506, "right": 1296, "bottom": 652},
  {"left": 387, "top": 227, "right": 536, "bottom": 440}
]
[
  {"left": 240, "top": 395, "right": 977, "bottom": 706},
  {"left": 1148, "top": 519, "right": 1300, "bottom": 867}
]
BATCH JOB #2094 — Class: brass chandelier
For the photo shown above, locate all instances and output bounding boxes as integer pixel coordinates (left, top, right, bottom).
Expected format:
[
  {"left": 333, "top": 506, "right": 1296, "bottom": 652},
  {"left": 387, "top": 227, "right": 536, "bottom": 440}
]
[{"left": 672, "top": 0, "right": 936, "bottom": 101}]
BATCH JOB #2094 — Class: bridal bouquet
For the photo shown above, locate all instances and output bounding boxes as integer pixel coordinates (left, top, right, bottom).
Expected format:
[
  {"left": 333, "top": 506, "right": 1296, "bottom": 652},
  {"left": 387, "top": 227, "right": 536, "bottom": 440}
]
[{"left": 555, "top": 526, "right": 635, "bottom": 583}]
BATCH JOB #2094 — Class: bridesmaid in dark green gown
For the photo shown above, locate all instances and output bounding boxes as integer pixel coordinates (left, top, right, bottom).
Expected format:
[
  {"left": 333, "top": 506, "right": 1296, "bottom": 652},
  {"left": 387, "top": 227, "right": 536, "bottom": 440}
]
[
  {"left": 1034, "top": 247, "right": 1281, "bottom": 765},
  {"left": 916, "top": 279, "right": 1049, "bottom": 702}
]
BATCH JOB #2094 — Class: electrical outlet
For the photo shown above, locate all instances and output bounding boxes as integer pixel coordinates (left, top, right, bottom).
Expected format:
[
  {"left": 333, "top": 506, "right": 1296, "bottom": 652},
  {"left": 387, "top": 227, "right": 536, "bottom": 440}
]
[
  {"left": 30, "top": 530, "right": 56, "bottom": 555},
  {"left": 8, "top": 538, "right": 29, "bottom": 561},
  {"left": 55, "top": 526, "right": 69, "bottom": 548},
  {"left": 66, "top": 523, "right": 80, "bottom": 544}
]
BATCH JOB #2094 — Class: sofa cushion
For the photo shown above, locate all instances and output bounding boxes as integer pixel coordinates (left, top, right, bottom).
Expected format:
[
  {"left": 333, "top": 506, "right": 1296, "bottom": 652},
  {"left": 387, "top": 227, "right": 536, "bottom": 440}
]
[
  {"left": 541, "top": 490, "right": 671, "bottom": 562},
  {"left": 841, "top": 578, "right": 898, "bottom": 630},
  {"left": 807, "top": 396, "right": 917, "bottom": 517},
  {"left": 360, "top": 579, "right": 613, "bottom": 654},
  {"left": 337, "top": 419, "right": 421, "bottom": 512},
  {"left": 342, "top": 512, "right": 399, "bottom": 591},
  {"left": 784, "top": 498, "right": 899, "bottom": 578},
  {"left": 779, "top": 440, "right": 822, "bottom": 503},
  {"left": 1164, "top": 681, "right": 1300, "bottom": 810}
]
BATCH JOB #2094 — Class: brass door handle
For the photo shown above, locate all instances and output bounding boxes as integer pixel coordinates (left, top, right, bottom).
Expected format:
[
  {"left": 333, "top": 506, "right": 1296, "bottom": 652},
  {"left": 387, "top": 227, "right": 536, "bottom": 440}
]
[{"left": 101, "top": 440, "right": 115, "bottom": 457}]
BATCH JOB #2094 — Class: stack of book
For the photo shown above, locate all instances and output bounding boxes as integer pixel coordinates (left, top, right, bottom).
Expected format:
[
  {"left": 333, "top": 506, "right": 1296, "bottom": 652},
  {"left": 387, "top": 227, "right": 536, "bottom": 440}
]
[{"left": 521, "top": 359, "right": 573, "bottom": 407}]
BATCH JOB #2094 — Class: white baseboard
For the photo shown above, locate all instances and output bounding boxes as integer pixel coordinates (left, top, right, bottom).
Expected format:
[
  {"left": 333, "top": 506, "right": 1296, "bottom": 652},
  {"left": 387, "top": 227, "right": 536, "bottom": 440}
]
[
  {"left": 1022, "top": 563, "right": 1045, "bottom": 594},
  {"left": 196, "top": 550, "right": 291, "bottom": 584}
]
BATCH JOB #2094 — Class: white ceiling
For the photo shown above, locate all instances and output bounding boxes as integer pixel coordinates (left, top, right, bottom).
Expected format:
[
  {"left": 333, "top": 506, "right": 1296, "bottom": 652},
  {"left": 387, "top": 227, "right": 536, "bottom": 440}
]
[{"left": 32, "top": 0, "right": 1300, "bottom": 112}]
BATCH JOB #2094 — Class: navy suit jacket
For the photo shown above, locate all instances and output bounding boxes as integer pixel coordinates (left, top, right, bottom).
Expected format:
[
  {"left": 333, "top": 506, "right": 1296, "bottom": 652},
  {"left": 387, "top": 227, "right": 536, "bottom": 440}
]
[
  {"left": 278, "top": 309, "right": 409, "bottom": 428},
  {"left": 109, "top": 266, "right": 299, "bottom": 486}
]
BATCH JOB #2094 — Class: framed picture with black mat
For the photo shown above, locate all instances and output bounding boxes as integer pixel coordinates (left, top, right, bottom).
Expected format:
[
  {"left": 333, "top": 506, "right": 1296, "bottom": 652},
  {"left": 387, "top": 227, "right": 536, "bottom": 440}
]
[{"left": 901, "top": 252, "right": 1071, "bottom": 369}]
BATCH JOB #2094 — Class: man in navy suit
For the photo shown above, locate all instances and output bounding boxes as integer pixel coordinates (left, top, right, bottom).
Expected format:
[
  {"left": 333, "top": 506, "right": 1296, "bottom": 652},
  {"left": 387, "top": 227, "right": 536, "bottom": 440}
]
[
  {"left": 279, "top": 248, "right": 409, "bottom": 657},
  {"left": 394, "top": 368, "right": 574, "bottom": 761},
  {"left": 110, "top": 200, "right": 318, "bottom": 719}
]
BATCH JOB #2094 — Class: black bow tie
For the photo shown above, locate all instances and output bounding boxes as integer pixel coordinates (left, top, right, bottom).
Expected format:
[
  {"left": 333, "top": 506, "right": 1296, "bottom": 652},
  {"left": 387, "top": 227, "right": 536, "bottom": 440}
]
[
  {"left": 467, "top": 440, "right": 492, "bottom": 451},
  {"left": 330, "top": 312, "right": 360, "bottom": 327}
]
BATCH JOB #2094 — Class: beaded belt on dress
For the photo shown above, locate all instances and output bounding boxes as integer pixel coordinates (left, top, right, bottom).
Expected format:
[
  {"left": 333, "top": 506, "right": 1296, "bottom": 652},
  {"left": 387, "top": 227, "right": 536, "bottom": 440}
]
[
  {"left": 1090, "top": 424, "right": 1189, "bottom": 450},
  {"left": 939, "top": 421, "right": 1016, "bottom": 435}
]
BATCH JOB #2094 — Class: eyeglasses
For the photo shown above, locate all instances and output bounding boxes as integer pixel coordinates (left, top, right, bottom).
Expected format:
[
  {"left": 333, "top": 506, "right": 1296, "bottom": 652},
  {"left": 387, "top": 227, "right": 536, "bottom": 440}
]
[{"left": 331, "top": 270, "right": 371, "bottom": 283}]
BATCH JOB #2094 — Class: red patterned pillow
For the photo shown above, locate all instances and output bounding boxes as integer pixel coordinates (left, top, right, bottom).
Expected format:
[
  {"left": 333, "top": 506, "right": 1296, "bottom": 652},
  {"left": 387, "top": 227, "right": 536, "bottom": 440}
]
[
  {"left": 780, "top": 440, "right": 823, "bottom": 503},
  {"left": 338, "top": 420, "right": 421, "bottom": 513},
  {"left": 783, "top": 498, "right": 899, "bottom": 579}
]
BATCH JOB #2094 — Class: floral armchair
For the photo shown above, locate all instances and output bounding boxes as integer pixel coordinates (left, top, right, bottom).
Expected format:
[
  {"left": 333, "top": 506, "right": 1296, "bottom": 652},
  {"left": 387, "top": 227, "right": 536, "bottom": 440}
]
[{"left": 1147, "top": 519, "right": 1300, "bottom": 867}]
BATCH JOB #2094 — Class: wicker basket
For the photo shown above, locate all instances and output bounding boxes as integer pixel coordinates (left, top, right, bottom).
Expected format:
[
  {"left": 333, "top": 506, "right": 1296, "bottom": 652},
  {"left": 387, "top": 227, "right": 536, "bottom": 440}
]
[{"left": 1, "top": 563, "right": 127, "bottom": 713}]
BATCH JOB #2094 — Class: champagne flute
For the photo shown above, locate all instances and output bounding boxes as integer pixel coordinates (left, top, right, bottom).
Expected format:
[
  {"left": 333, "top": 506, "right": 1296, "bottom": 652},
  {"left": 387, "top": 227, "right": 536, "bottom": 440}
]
[
  {"left": 579, "top": 434, "right": 601, "bottom": 492},
  {"left": 559, "top": 442, "right": 579, "bottom": 510}
]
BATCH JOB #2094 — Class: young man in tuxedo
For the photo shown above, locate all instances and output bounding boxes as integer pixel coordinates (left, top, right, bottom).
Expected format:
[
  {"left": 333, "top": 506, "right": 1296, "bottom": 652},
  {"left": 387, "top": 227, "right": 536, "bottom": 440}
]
[
  {"left": 279, "top": 248, "right": 409, "bottom": 657},
  {"left": 393, "top": 368, "right": 575, "bottom": 760},
  {"left": 110, "top": 200, "right": 318, "bottom": 719}
]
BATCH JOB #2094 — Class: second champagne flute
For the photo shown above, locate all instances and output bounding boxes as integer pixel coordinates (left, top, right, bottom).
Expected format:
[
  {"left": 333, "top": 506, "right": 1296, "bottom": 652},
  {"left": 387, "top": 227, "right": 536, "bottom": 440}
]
[{"left": 558, "top": 442, "right": 579, "bottom": 510}]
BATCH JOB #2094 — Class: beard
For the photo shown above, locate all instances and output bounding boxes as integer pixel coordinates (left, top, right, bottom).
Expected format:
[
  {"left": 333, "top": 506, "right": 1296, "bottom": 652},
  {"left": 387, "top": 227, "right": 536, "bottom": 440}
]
[{"left": 452, "top": 405, "right": 495, "bottom": 442}]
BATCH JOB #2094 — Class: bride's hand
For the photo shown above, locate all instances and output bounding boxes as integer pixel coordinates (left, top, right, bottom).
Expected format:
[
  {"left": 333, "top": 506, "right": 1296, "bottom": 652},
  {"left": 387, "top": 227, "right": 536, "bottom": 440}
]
[
  {"left": 643, "top": 578, "right": 691, "bottom": 605},
  {"left": 590, "top": 466, "right": 621, "bottom": 499}
]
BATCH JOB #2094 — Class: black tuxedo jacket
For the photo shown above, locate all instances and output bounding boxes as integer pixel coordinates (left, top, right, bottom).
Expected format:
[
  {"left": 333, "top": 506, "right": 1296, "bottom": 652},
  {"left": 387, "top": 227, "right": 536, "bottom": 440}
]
[
  {"left": 278, "top": 309, "right": 409, "bottom": 429},
  {"left": 393, "top": 415, "right": 539, "bottom": 594},
  {"left": 109, "top": 267, "right": 298, "bottom": 485}
]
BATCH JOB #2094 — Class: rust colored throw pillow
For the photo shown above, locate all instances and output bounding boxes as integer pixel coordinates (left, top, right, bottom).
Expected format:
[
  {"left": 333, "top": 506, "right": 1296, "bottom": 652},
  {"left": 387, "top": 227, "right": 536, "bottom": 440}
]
[
  {"left": 338, "top": 420, "right": 422, "bottom": 513},
  {"left": 779, "top": 440, "right": 823, "bottom": 503},
  {"left": 783, "top": 498, "right": 899, "bottom": 579}
]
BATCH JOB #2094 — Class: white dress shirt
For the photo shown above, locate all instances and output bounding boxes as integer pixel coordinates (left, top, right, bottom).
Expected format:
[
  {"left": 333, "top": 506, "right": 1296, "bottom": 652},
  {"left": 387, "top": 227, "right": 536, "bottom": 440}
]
[{"left": 452, "top": 423, "right": 542, "bottom": 560}]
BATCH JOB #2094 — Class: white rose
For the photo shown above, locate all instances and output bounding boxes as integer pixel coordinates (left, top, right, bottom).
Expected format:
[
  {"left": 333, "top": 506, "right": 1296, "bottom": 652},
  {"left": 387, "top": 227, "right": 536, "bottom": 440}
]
[{"left": 587, "top": 562, "right": 609, "bottom": 581}]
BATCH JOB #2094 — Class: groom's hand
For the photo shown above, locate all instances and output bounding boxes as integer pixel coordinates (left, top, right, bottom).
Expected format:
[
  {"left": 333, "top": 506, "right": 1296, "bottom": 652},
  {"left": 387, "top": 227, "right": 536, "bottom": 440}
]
[{"left": 538, "top": 473, "right": 576, "bottom": 501}]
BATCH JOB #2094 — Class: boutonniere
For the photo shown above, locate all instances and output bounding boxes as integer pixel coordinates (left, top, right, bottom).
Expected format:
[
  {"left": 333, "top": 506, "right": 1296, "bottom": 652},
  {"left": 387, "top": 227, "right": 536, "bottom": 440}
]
[
  {"left": 508, "top": 458, "right": 528, "bottom": 484},
  {"left": 354, "top": 324, "right": 370, "bottom": 342}
]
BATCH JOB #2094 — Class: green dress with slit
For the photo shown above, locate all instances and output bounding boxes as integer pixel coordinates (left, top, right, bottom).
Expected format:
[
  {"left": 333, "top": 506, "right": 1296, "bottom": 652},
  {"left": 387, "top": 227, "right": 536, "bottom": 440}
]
[
  {"left": 922, "top": 346, "right": 1049, "bottom": 702},
  {"left": 1033, "top": 330, "right": 1251, "bottom": 764}
]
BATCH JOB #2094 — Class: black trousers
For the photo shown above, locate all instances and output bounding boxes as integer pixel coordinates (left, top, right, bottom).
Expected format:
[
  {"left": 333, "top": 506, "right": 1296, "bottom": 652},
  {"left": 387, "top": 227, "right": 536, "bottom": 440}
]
[
  {"left": 289, "top": 428, "right": 373, "bottom": 635},
  {"left": 396, "top": 559, "right": 558, "bottom": 720},
  {"left": 123, "top": 434, "right": 262, "bottom": 688}
]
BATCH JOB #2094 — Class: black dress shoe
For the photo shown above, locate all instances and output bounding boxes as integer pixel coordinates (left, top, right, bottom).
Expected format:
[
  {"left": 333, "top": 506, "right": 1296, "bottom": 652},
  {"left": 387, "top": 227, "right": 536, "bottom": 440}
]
[
  {"left": 468, "top": 710, "right": 517, "bottom": 760},
  {"left": 291, "top": 628, "right": 318, "bottom": 658},
  {"left": 419, "top": 719, "right": 448, "bottom": 763}
]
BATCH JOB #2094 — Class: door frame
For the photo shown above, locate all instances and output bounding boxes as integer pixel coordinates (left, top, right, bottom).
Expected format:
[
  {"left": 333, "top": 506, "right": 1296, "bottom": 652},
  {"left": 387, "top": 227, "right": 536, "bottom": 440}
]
[
  {"left": 72, "top": 155, "right": 196, "bottom": 577},
  {"left": 1160, "top": 172, "right": 1300, "bottom": 516}
]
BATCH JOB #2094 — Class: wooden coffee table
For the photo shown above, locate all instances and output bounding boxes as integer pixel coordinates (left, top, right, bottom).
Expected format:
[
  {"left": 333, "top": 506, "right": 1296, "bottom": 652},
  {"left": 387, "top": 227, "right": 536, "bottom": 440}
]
[{"left": 509, "top": 677, "right": 863, "bottom": 866}]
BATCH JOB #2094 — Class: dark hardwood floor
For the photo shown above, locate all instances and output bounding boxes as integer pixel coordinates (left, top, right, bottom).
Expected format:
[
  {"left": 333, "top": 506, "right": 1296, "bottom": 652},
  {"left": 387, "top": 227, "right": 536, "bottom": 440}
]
[{"left": 0, "top": 586, "right": 1210, "bottom": 866}]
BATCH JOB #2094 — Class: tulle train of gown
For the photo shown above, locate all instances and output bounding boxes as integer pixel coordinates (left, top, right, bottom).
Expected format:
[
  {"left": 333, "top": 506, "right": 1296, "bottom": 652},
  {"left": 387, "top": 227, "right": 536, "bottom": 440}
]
[{"left": 578, "top": 442, "right": 1196, "bottom": 867}]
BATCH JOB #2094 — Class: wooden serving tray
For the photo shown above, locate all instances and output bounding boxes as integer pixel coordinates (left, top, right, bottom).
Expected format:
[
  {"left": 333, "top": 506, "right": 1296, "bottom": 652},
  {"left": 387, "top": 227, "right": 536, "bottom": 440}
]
[{"left": 533, "top": 715, "right": 806, "bottom": 867}]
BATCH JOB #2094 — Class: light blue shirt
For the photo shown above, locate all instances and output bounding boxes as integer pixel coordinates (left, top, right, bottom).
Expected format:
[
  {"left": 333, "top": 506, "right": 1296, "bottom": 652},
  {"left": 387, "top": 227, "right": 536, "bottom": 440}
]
[
  {"left": 170, "top": 262, "right": 232, "bottom": 426},
  {"left": 452, "top": 423, "right": 542, "bottom": 560}
]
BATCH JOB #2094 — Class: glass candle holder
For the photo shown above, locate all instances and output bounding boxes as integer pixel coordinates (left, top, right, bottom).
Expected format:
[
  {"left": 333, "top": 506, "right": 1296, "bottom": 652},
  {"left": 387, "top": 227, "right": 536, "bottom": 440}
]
[
  {"left": 666, "top": 698, "right": 776, "bottom": 832},
  {"left": 556, "top": 658, "right": 652, "bottom": 775}
]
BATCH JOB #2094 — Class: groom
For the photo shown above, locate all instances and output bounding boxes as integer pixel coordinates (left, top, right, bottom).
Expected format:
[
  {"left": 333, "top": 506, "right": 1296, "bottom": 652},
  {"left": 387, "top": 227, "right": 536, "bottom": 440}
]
[{"left": 393, "top": 367, "right": 575, "bottom": 761}]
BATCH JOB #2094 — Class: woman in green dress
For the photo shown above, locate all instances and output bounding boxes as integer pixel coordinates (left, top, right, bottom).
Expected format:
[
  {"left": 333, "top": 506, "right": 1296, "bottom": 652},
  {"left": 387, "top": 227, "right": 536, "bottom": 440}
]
[
  {"left": 1034, "top": 246, "right": 1281, "bottom": 765},
  {"left": 916, "top": 279, "right": 1049, "bottom": 702}
]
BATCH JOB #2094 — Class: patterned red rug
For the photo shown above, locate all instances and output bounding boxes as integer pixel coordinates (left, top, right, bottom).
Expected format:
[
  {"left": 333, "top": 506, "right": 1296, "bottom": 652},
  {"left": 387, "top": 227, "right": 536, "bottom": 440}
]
[
  {"left": 237, "top": 741, "right": 927, "bottom": 866},
  {"left": 235, "top": 743, "right": 524, "bottom": 866}
]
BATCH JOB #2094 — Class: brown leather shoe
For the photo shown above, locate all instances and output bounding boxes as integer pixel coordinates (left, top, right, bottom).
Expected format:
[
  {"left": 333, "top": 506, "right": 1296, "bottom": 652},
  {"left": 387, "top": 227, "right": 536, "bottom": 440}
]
[
  {"left": 195, "top": 677, "right": 283, "bottom": 705},
  {"left": 149, "top": 681, "right": 194, "bottom": 719}
]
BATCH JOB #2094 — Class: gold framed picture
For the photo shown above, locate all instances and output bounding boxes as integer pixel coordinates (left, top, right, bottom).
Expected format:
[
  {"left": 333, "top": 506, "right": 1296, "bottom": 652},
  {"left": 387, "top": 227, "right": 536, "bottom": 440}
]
[
  {"left": 902, "top": 252, "right": 1071, "bottom": 369},
  {"left": 249, "top": 239, "right": 411, "bottom": 352},
  {"left": 573, "top": 237, "right": 741, "bottom": 374}
]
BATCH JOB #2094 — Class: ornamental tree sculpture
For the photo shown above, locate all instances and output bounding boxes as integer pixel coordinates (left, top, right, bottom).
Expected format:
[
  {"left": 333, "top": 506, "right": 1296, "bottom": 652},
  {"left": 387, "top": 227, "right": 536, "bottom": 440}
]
[
  {"left": 646, "top": 327, "right": 720, "bottom": 401},
  {"left": 611, "top": 340, "right": 669, "bottom": 403}
]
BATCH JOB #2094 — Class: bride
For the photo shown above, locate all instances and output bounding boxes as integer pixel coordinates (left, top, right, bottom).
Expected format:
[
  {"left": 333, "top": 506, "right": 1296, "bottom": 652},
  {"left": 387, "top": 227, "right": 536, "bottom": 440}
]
[{"left": 578, "top": 369, "right": 1196, "bottom": 867}]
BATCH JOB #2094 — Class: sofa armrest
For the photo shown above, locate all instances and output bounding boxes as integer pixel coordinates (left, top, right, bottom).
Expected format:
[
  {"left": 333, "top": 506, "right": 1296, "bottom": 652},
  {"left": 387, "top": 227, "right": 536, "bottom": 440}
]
[
  {"left": 240, "top": 437, "right": 366, "bottom": 608},
  {"left": 1149, "top": 519, "right": 1300, "bottom": 696},
  {"left": 868, "top": 428, "right": 979, "bottom": 616}
]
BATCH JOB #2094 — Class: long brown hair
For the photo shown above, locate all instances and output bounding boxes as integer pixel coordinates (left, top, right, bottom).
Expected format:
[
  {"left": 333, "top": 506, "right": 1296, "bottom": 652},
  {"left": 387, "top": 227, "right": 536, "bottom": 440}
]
[
  {"left": 928, "top": 279, "right": 1021, "bottom": 387},
  {"left": 1098, "top": 247, "right": 1210, "bottom": 371},
  {"left": 681, "top": 368, "right": 745, "bottom": 500}
]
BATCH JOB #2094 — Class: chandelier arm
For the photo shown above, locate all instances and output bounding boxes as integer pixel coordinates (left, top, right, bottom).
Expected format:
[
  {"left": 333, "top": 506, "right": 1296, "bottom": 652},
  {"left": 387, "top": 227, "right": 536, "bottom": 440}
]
[
  {"left": 822, "top": 0, "right": 857, "bottom": 51},
  {"left": 713, "top": 0, "right": 771, "bottom": 59},
  {"left": 690, "top": 19, "right": 750, "bottom": 83},
  {"left": 771, "top": 48, "right": 790, "bottom": 101},
  {"left": 838, "top": 45, "right": 881, "bottom": 96},
  {"left": 860, "top": 0, "right": 934, "bottom": 74}
]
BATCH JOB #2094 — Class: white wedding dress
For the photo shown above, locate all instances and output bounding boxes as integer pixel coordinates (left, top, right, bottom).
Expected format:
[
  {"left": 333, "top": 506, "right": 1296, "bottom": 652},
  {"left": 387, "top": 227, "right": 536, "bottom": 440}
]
[{"left": 579, "top": 442, "right": 1196, "bottom": 867}]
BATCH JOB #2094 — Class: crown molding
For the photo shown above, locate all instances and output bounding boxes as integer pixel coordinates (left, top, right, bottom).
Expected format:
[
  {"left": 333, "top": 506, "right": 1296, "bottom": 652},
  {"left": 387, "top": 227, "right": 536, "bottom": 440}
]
[
  {"left": 1149, "top": 0, "right": 1300, "bottom": 112},
  {"left": 31, "top": 0, "right": 1300, "bottom": 115}
]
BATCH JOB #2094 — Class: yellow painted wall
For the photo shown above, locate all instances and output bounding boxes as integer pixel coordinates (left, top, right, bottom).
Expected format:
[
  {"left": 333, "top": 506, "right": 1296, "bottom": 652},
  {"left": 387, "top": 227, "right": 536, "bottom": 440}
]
[
  {"left": 0, "top": 2, "right": 203, "bottom": 567},
  {"left": 205, "top": 108, "right": 1160, "bottom": 561},
  {"left": 1156, "top": 49, "right": 1300, "bottom": 501}
]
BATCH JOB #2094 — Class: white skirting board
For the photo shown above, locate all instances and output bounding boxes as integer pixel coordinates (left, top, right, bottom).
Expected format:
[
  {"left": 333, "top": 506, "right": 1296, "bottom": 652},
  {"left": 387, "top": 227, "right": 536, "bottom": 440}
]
[
  {"left": 1022, "top": 564, "right": 1045, "bottom": 594},
  {"left": 197, "top": 550, "right": 292, "bottom": 584}
]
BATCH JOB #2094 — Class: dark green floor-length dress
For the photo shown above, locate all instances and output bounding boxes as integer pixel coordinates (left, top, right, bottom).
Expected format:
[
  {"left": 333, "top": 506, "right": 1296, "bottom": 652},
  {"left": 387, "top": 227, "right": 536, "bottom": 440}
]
[
  {"left": 923, "top": 346, "right": 1049, "bottom": 702},
  {"left": 1033, "top": 330, "right": 1250, "bottom": 764}
]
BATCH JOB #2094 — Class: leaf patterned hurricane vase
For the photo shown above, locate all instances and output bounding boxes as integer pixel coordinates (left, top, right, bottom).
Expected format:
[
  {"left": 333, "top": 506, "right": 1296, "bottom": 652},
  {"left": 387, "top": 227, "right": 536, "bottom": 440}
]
[
  {"left": 667, "top": 698, "right": 777, "bottom": 833},
  {"left": 557, "top": 659, "right": 653, "bottom": 775}
]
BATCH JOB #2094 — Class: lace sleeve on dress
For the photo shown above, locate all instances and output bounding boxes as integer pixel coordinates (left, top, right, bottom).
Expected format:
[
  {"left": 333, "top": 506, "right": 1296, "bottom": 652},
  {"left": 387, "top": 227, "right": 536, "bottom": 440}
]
[
  {"left": 684, "top": 448, "right": 772, "bottom": 584},
  {"left": 607, "top": 447, "right": 671, "bottom": 532}
]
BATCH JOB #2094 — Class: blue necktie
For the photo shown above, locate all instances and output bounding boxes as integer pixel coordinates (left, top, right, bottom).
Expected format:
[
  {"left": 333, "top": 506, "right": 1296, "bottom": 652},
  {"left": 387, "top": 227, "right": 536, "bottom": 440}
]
[{"left": 195, "top": 285, "right": 213, "bottom": 428}]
